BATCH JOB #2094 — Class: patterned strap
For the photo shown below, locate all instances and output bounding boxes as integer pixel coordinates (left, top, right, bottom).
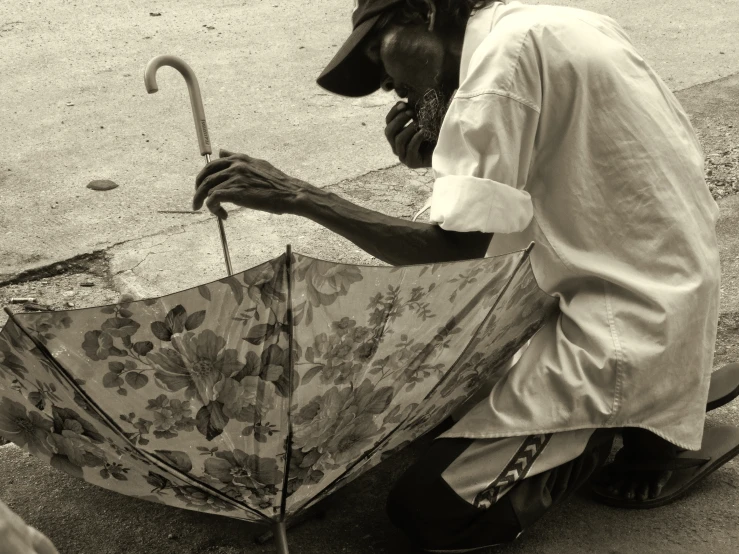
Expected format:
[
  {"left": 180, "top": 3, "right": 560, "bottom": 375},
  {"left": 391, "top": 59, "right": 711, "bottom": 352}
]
[{"left": 474, "top": 434, "right": 552, "bottom": 509}]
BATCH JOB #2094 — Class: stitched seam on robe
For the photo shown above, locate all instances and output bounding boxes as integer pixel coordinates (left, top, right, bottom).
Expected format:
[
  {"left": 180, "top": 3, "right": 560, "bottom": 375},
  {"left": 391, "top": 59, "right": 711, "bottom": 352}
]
[{"left": 603, "top": 280, "right": 625, "bottom": 423}]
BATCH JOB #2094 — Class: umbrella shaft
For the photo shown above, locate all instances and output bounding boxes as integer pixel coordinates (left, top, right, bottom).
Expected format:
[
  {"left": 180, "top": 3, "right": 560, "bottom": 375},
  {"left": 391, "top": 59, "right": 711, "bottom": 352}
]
[
  {"left": 274, "top": 521, "right": 289, "bottom": 554},
  {"left": 204, "top": 154, "right": 234, "bottom": 276},
  {"left": 217, "top": 217, "right": 234, "bottom": 276}
]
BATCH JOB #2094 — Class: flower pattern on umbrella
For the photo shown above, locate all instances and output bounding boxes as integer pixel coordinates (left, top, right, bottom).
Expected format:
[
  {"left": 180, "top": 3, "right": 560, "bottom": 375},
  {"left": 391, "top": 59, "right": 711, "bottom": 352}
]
[
  {"left": 204, "top": 449, "right": 284, "bottom": 508},
  {"left": 0, "top": 342, "right": 27, "bottom": 382},
  {"left": 0, "top": 398, "right": 53, "bottom": 457},
  {"left": 145, "top": 395, "right": 197, "bottom": 438},
  {"left": 293, "top": 382, "right": 390, "bottom": 462},
  {"left": 146, "top": 471, "right": 237, "bottom": 513},
  {"left": 292, "top": 257, "right": 363, "bottom": 325},
  {"left": 47, "top": 405, "right": 108, "bottom": 478},
  {"left": 150, "top": 330, "right": 242, "bottom": 404},
  {"left": 0, "top": 246, "right": 557, "bottom": 522}
]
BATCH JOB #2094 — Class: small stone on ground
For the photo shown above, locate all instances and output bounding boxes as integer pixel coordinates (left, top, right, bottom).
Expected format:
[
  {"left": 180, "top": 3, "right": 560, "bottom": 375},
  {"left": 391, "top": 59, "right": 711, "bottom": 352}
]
[{"left": 86, "top": 179, "right": 119, "bottom": 191}]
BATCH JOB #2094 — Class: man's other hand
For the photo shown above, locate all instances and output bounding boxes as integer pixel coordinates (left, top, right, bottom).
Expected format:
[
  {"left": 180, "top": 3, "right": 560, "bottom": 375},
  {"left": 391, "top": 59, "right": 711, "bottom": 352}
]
[
  {"left": 0, "top": 499, "right": 59, "bottom": 554},
  {"left": 193, "top": 150, "right": 303, "bottom": 219},
  {"left": 384, "top": 102, "right": 434, "bottom": 169}
]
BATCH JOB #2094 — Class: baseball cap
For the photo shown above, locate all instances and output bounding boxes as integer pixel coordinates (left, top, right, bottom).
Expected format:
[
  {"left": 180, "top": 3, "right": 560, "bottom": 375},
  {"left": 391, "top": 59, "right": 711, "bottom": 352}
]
[{"left": 316, "top": 0, "right": 402, "bottom": 97}]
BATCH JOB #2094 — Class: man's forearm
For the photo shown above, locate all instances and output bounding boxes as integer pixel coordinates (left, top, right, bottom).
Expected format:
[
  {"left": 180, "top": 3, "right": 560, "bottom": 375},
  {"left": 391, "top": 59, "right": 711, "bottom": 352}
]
[{"left": 292, "top": 182, "right": 492, "bottom": 266}]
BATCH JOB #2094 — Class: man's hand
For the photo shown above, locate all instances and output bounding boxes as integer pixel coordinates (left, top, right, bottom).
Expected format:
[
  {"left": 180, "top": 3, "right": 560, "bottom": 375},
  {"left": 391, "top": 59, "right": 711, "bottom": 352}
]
[
  {"left": 0, "top": 500, "right": 58, "bottom": 554},
  {"left": 193, "top": 150, "right": 306, "bottom": 219},
  {"left": 384, "top": 102, "right": 434, "bottom": 169}
]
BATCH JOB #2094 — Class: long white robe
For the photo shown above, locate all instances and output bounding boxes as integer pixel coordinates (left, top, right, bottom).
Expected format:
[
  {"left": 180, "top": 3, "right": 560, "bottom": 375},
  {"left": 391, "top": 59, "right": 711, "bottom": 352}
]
[{"left": 427, "top": 1, "right": 720, "bottom": 450}]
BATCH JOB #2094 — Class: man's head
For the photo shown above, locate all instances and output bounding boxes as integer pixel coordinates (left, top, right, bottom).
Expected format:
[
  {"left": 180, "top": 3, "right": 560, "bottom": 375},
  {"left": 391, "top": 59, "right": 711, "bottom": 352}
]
[{"left": 317, "top": 1, "right": 499, "bottom": 142}]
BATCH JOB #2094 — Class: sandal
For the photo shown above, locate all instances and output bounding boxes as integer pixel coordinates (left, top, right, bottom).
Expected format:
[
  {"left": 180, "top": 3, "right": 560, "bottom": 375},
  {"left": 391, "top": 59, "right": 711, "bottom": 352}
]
[
  {"left": 590, "top": 363, "right": 739, "bottom": 508},
  {"left": 591, "top": 425, "right": 739, "bottom": 508},
  {"left": 707, "top": 362, "right": 739, "bottom": 411}
]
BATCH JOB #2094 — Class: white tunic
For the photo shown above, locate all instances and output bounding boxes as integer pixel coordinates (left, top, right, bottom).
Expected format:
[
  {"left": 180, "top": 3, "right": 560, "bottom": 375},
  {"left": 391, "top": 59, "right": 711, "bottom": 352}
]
[{"left": 429, "top": 1, "right": 720, "bottom": 450}]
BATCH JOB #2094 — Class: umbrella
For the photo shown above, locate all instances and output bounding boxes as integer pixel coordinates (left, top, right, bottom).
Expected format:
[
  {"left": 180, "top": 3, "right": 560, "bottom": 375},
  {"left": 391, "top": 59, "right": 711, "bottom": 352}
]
[
  {"left": 0, "top": 56, "right": 560, "bottom": 553},
  {"left": 0, "top": 246, "right": 557, "bottom": 552}
]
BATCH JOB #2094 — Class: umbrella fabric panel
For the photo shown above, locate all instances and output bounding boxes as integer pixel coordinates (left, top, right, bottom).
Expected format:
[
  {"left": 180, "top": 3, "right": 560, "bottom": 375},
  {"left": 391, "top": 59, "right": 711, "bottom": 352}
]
[
  {"left": 404, "top": 257, "right": 560, "bottom": 430},
  {"left": 0, "top": 316, "right": 259, "bottom": 522},
  {"left": 293, "top": 254, "right": 559, "bottom": 514},
  {"left": 1, "top": 245, "right": 556, "bottom": 525},
  {"left": 3, "top": 256, "right": 293, "bottom": 521},
  {"left": 283, "top": 252, "right": 523, "bottom": 514}
]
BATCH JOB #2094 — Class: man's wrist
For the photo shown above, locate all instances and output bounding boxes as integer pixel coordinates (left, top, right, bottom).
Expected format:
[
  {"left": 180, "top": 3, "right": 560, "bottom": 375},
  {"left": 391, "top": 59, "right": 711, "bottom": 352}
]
[{"left": 291, "top": 181, "right": 331, "bottom": 218}]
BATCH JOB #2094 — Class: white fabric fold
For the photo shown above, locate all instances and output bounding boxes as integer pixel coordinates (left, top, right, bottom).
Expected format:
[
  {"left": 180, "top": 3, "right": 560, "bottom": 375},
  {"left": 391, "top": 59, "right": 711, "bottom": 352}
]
[
  {"left": 430, "top": 175, "right": 534, "bottom": 233},
  {"left": 412, "top": 197, "right": 433, "bottom": 222},
  {"left": 424, "top": 0, "right": 720, "bottom": 451}
]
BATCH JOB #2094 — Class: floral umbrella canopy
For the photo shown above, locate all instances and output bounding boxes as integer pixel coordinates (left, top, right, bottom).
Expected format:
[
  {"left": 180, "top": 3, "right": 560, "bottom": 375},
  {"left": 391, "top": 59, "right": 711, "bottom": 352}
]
[{"left": 0, "top": 244, "right": 557, "bottom": 553}]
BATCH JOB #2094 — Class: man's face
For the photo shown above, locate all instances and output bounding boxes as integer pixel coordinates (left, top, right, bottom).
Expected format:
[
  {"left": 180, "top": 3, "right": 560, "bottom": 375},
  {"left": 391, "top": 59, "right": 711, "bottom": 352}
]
[{"left": 363, "top": 19, "right": 459, "bottom": 142}]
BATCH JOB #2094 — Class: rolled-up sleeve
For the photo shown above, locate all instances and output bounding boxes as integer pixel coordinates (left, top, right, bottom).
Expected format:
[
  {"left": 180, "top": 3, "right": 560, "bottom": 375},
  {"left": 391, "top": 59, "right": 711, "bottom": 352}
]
[{"left": 430, "top": 90, "right": 540, "bottom": 234}]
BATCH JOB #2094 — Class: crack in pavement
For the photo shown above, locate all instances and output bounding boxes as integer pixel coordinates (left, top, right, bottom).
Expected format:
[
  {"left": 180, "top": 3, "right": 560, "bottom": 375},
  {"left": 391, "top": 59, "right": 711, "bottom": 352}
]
[
  {"left": 321, "top": 163, "right": 430, "bottom": 192},
  {"left": 111, "top": 228, "right": 189, "bottom": 277},
  {"left": 104, "top": 220, "right": 204, "bottom": 252},
  {"left": 675, "top": 69, "right": 739, "bottom": 93},
  {"left": 113, "top": 251, "right": 155, "bottom": 277}
]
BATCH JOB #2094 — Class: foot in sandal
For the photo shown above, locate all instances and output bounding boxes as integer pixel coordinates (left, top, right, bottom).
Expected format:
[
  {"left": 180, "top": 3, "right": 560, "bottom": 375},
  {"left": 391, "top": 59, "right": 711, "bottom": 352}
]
[{"left": 592, "top": 363, "right": 739, "bottom": 508}]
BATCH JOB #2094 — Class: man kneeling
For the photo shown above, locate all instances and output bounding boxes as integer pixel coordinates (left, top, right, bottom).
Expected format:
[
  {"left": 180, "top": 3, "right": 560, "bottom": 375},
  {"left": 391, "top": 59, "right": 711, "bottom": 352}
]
[{"left": 193, "top": 1, "right": 739, "bottom": 550}]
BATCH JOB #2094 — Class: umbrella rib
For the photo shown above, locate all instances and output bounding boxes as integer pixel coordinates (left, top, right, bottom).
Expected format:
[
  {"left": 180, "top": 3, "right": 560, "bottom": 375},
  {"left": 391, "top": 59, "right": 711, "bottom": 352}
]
[
  {"left": 3, "top": 308, "right": 272, "bottom": 523},
  {"left": 279, "top": 245, "right": 296, "bottom": 520},
  {"left": 296, "top": 244, "right": 545, "bottom": 513}
]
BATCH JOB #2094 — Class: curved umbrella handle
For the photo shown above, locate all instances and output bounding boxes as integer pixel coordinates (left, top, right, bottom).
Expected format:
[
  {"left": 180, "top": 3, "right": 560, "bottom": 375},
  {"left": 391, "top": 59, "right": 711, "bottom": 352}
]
[
  {"left": 144, "top": 55, "right": 233, "bottom": 276},
  {"left": 144, "top": 55, "right": 212, "bottom": 156}
]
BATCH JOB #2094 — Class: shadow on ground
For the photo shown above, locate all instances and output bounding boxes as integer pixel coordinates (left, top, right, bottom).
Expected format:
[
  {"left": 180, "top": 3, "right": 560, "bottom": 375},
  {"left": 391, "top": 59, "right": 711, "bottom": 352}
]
[{"left": 1, "top": 403, "right": 737, "bottom": 554}]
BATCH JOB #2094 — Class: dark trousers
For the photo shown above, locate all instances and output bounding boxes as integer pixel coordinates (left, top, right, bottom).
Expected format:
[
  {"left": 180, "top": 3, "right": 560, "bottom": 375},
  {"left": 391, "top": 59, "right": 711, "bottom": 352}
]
[{"left": 386, "top": 429, "right": 616, "bottom": 552}]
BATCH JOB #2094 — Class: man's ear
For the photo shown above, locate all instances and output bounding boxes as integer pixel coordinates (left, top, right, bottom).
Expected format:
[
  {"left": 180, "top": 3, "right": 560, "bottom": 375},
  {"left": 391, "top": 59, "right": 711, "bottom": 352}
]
[{"left": 421, "top": 0, "right": 437, "bottom": 32}]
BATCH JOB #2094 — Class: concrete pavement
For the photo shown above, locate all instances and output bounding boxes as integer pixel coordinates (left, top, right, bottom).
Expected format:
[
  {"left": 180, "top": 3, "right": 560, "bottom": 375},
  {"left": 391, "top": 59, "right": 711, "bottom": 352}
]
[
  {"left": 1, "top": 1, "right": 739, "bottom": 553},
  {"left": 2, "top": 0, "right": 739, "bottom": 282}
]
